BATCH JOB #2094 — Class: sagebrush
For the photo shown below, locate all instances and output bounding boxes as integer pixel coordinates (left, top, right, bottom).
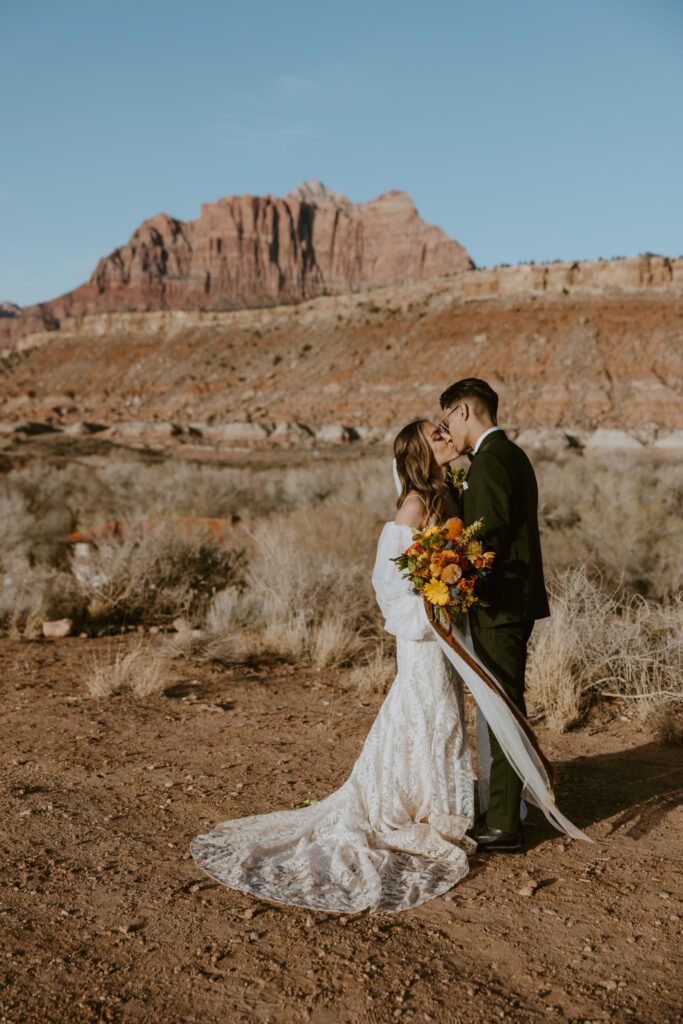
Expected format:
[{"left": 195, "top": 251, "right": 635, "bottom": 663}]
[{"left": 1, "top": 448, "right": 681, "bottom": 737}]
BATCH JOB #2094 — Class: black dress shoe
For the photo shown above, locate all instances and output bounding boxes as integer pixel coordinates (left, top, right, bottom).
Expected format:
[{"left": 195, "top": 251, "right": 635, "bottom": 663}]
[
  {"left": 470, "top": 824, "right": 522, "bottom": 852},
  {"left": 465, "top": 812, "right": 487, "bottom": 840}
]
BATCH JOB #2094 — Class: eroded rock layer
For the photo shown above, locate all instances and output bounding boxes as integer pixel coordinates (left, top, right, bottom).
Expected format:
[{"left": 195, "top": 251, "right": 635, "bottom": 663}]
[{"left": 0, "top": 276, "right": 680, "bottom": 436}]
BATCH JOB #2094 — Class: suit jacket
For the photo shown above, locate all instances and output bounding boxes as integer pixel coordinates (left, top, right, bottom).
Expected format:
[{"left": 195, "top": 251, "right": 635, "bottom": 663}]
[{"left": 463, "top": 429, "right": 550, "bottom": 628}]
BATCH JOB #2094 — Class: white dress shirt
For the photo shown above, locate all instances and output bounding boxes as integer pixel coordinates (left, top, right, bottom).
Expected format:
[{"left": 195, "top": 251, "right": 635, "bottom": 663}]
[{"left": 472, "top": 425, "right": 502, "bottom": 455}]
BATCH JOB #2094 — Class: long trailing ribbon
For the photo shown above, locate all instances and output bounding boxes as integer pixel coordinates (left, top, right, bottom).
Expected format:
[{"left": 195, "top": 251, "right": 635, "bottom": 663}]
[
  {"left": 424, "top": 599, "right": 592, "bottom": 841},
  {"left": 425, "top": 601, "right": 557, "bottom": 787}
]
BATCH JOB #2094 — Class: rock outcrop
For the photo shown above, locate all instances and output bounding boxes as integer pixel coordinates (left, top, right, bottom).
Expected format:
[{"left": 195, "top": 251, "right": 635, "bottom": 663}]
[
  {"left": 652, "top": 430, "right": 683, "bottom": 450},
  {"left": 459, "top": 255, "right": 683, "bottom": 298},
  {"left": 0, "top": 301, "right": 21, "bottom": 318},
  {"left": 0, "top": 180, "right": 472, "bottom": 342},
  {"left": 584, "top": 428, "right": 646, "bottom": 452}
]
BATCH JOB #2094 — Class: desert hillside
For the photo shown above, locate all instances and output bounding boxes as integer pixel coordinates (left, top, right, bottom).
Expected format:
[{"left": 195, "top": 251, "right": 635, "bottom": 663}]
[{"left": 0, "top": 257, "right": 681, "bottom": 438}]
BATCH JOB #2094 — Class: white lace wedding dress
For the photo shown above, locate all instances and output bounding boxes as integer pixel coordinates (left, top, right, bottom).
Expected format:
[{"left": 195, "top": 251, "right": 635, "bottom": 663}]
[{"left": 190, "top": 522, "right": 477, "bottom": 914}]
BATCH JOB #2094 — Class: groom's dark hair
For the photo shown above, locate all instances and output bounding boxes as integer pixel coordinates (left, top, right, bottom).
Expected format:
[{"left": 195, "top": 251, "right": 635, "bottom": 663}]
[{"left": 439, "top": 378, "right": 498, "bottom": 423}]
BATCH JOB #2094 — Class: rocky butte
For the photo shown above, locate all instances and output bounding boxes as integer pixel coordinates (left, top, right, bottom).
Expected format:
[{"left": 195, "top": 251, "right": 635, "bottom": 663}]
[{"left": 0, "top": 180, "right": 473, "bottom": 341}]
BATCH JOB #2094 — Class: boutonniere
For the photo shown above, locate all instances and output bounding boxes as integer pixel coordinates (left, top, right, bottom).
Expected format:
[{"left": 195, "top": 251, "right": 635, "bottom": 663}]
[{"left": 447, "top": 466, "right": 468, "bottom": 494}]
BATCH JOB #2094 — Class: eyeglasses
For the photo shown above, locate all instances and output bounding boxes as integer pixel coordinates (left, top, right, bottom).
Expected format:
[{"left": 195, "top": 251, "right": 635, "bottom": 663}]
[{"left": 437, "top": 404, "right": 459, "bottom": 438}]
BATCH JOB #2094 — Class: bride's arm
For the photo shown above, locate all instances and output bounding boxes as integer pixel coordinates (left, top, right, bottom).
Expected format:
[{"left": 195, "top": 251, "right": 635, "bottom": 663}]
[
  {"left": 394, "top": 494, "right": 425, "bottom": 528},
  {"left": 371, "top": 521, "right": 432, "bottom": 641}
]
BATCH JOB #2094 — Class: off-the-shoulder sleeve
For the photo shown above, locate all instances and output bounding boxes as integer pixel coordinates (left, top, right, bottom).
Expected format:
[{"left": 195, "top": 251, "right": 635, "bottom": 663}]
[{"left": 371, "top": 522, "right": 433, "bottom": 641}]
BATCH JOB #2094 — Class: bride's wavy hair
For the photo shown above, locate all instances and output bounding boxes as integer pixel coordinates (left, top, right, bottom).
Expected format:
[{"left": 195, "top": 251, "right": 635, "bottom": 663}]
[{"left": 393, "top": 420, "right": 450, "bottom": 525}]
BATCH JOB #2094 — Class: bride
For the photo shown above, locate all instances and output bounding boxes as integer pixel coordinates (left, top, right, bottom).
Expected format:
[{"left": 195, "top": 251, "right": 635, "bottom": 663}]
[{"left": 190, "top": 419, "right": 480, "bottom": 914}]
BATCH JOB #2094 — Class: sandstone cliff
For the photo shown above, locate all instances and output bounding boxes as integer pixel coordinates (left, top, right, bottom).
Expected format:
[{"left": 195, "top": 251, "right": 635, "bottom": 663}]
[{"left": 0, "top": 180, "right": 472, "bottom": 342}]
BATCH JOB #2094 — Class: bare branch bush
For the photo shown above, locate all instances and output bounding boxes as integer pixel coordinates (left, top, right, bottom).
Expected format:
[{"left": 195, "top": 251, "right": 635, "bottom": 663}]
[
  {"left": 0, "top": 554, "right": 86, "bottom": 636},
  {"left": 537, "top": 452, "right": 683, "bottom": 601},
  {"left": 527, "top": 565, "right": 682, "bottom": 733},
  {"left": 173, "top": 505, "right": 386, "bottom": 668},
  {"left": 74, "top": 522, "right": 246, "bottom": 627}
]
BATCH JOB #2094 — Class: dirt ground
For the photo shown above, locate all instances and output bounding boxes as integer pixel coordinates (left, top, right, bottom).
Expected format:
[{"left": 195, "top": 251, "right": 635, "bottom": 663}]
[{"left": 1, "top": 636, "right": 681, "bottom": 1024}]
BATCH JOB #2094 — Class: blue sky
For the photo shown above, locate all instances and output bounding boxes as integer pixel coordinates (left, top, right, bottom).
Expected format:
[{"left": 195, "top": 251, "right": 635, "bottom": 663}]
[{"left": 2, "top": 0, "right": 682, "bottom": 306}]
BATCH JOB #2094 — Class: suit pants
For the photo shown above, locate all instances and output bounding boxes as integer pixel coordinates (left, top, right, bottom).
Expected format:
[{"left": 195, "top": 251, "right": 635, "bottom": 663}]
[{"left": 470, "top": 618, "right": 534, "bottom": 833}]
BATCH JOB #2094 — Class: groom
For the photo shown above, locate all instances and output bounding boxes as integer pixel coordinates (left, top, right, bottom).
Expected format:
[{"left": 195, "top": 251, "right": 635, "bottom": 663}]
[{"left": 439, "top": 378, "right": 550, "bottom": 852}]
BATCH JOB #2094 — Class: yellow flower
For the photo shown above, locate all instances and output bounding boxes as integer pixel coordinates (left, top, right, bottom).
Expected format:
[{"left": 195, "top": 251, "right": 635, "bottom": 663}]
[
  {"left": 423, "top": 579, "right": 450, "bottom": 606},
  {"left": 422, "top": 526, "right": 440, "bottom": 538}
]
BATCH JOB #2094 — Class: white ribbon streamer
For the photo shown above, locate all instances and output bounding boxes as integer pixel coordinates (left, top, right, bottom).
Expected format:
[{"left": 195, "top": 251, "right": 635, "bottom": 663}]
[{"left": 427, "top": 609, "right": 591, "bottom": 841}]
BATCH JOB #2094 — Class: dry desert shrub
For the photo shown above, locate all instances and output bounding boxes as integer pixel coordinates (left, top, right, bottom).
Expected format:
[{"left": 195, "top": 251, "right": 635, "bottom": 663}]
[
  {"left": 526, "top": 565, "right": 682, "bottom": 733},
  {"left": 537, "top": 452, "right": 683, "bottom": 600},
  {"left": 643, "top": 704, "right": 683, "bottom": 746},
  {"left": 85, "top": 642, "right": 167, "bottom": 697},
  {"left": 173, "top": 505, "right": 386, "bottom": 668},
  {"left": 234, "top": 505, "right": 383, "bottom": 667},
  {"left": 0, "top": 488, "right": 72, "bottom": 566},
  {"left": 73, "top": 522, "right": 246, "bottom": 627},
  {"left": 0, "top": 554, "right": 85, "bottom": 635},
  {"left": 162, "top": 587, "right": 253, "bottom": 664},
  {"left": 93, "top": 455, "right": 393, "bottom": 522}
]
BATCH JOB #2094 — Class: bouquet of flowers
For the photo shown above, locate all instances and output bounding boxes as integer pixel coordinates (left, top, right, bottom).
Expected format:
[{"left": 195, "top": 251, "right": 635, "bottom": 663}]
[{"left": 391, "top": 518, "right": 495, "bottom": 622}]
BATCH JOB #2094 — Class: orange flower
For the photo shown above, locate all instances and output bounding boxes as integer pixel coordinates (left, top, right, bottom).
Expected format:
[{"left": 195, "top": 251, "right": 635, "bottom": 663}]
[
  {"left": 470, "top": 554, "right": 486, "bottom": 569},
  {"left": 457, "top": 577, "right": 475, "bottom": 592},
  {"left": 432, "top": 550, "right": 458, "bottom": 570},
  {"left": 441, "top": 563, "right": 462, "bottom": 585},
  {"left": 444, "top": 518, "right": 464, "bottom": 541},
  {"left": 483, "top": 551, "right": 496, "bottom": 568}
]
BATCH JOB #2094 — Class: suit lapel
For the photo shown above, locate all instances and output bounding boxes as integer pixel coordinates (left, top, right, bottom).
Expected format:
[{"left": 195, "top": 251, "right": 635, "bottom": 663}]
[{"left": 464, "top": 430, "right": 506, "bottom": 506}]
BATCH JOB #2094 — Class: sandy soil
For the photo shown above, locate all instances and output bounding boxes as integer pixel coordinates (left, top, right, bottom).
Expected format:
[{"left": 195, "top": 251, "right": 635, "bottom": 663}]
[{"left": 1, "top": 636, "right": 681, "bottom": 1024}]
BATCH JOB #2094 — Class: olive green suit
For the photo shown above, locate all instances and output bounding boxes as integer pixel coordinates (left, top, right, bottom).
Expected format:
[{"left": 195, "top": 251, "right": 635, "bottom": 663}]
[{"left": 463, "top": 428, "right": 550, "bottom": 833}]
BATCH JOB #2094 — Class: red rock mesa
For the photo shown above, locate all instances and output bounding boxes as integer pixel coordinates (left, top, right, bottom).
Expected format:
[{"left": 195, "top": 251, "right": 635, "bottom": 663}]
[{"left": 1, "top": 180, "right": 472, "bottom": 341}]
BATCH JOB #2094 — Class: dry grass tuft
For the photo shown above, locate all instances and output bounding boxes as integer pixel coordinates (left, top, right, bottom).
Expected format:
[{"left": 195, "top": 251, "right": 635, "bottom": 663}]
[
  {"left": 343, "top": 644, "right": 397, "bottom": 696},
  {"left": 85, "top": 643, "right": 167, "bottom": 697}
]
